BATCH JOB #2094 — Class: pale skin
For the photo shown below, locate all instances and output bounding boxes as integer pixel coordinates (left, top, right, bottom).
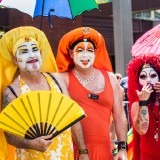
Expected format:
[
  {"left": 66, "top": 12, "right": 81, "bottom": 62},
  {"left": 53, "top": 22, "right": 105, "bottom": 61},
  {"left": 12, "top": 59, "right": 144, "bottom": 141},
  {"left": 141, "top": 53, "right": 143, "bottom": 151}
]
[
  {"left": 115, "top": 73, "right": 125, "bottom": 100},
  {"left": 60, "top": 41, "right": 128, "bottom": 160},
  {"left": 2, "top": 41, "right": 88, "bottom": 160},
  {"left": 131, "top": 66, "right": 160, "bottom": 135},
  {"left": 110, "top": 75, "right": 125, "bottom": 152}
]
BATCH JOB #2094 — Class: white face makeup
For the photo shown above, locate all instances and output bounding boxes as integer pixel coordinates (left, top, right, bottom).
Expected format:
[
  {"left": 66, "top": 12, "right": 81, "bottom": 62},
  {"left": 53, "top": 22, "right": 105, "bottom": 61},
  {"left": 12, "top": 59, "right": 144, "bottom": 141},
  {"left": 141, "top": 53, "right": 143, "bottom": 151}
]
[
  {"left": 15, "top": 41, "right": 42, "bottom": 72},
  {"left": 139, "top": 66, "right": 159, "bottom": 86},
  {"left": 72, "top": 41, "right": 95, "bottom": 68}
]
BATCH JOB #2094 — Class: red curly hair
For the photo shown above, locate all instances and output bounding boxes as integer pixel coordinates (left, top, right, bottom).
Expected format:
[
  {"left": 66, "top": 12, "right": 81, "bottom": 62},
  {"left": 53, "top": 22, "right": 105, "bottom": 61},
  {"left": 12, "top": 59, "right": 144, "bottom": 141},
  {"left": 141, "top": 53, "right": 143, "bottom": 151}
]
[
  {"left": 127, "top": 54, "right": 160, "bottom": 160},
  {"left": 127, "top": 54, "right": 160, "bottom": 106}
]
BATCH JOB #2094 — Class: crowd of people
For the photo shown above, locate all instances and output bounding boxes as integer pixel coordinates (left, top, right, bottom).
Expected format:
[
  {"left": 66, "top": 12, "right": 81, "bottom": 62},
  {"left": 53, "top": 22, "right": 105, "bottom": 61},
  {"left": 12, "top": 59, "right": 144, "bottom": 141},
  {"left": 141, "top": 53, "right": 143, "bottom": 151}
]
[
  {"left": 0, "top": 23, "right": 160, "bottom": 160},
  {"left": 0, "top": 26, "right": 88, "bottom": 160}
]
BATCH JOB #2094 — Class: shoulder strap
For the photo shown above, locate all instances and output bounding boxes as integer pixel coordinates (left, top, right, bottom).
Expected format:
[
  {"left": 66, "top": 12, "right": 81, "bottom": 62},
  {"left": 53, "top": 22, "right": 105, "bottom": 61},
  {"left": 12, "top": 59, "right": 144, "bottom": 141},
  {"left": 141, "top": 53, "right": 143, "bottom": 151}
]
[
  {"left": 46, "top": 72, "right": 63, "bottom": 93},
  {"left": 7, "top": 86, "right": 18, "bottom": 98}
]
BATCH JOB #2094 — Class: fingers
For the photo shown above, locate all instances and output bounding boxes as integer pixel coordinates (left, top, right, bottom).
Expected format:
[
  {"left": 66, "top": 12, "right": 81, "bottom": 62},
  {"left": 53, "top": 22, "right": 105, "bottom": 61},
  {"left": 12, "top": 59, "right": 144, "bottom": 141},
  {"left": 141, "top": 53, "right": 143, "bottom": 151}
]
[
  {"left": 142, "top": 84, "right": 154, "bottom": 94},
  {"left": 136, "top": 84, "right": 154, "bottom": 101},
  {"left": 154, "top": 82, "right": 160, "bottom": 92},
  {"left": 41, "top": 134, "right": 53, "bottom": 145},
  {"left": 41, "top": 134, "right": 52, "bottom": 140},
  {"left": 143, "top": 83, "right": 152, "bottom": 91},
  {"left": 136, "top": 90, "right": 140, "bottom": 96},
  {"left": 32, "top": 135, "right": 53, "bottom": 152}
]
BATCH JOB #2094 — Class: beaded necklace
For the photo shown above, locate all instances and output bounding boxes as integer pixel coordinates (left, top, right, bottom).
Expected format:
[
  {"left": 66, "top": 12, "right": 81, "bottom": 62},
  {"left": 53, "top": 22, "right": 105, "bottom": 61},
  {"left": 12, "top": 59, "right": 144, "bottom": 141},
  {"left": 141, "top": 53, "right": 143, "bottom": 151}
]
[{"left": 74, "top": 68, "right": 95, "bottom": 87}]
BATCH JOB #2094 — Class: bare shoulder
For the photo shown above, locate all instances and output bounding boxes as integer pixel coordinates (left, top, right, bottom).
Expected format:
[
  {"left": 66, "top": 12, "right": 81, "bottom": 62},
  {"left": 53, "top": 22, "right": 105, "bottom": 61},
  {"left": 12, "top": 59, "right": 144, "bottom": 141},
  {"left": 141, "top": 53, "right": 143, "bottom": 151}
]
[
  {"left": 107, "top": 71, "right": 117, "bottom": 79},
  {"left": 49, "top": 72, "right": 69, "bottom": 95},
  {"left": 107, "top": 71, "right": 118, "bottom": 88},
  {"left": 3, "top": 78, "right": 19, "bottom": 108},
  {"left": 51, "top": 72, "right": 69, "bottom": 87},
  {"left": 51, "top": 72, "right": 68, "bottom": 80}
]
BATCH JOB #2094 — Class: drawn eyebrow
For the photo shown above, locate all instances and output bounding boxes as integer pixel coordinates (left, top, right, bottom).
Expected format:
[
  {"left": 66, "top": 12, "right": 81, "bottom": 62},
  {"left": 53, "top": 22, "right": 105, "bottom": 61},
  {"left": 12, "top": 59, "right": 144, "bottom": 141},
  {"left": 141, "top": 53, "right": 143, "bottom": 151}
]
[
  {"left": 31, "top": 44, "right": 37, "bottom": 47},
  {"left": 18, "top": 45, "right": 27, "bottom": 49}
]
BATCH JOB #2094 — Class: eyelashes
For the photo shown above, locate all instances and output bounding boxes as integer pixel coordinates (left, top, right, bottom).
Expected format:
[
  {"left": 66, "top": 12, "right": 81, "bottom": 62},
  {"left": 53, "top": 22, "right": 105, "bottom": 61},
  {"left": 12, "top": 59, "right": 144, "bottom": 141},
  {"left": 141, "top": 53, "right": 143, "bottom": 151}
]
[
  {"left": 139, "top": 74, "right": 158, "bottom": 79},
  {"left": 18, "top": 48, "right": 39, "bottom": 54},
  {"left": 139, "top": 74, "right": 146, "bottom": 79},
  {"left": 150, "top": 74, "right": 158, "bottom": 78}
]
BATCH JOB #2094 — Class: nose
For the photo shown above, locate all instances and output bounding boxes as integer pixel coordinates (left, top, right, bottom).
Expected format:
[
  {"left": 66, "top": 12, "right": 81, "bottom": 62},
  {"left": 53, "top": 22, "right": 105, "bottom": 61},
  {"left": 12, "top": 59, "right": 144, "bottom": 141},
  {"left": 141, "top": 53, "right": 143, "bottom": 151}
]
[
  {"left": 147, "top": 77, "right": 152, "bottom": 83},
  {"left": 82, "top": 50, "right": 88, "bottom": 57},
  {"left": 29, "top": 51, "right": 36, "bottom": 58}
]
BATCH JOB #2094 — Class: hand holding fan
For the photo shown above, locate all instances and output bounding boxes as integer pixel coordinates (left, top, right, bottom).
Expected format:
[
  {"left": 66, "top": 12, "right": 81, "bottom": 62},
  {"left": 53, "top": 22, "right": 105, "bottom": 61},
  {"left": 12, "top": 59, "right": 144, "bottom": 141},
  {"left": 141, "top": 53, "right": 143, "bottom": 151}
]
[{"left": 0, "top": 90, "right": 86, "bottom": 139}]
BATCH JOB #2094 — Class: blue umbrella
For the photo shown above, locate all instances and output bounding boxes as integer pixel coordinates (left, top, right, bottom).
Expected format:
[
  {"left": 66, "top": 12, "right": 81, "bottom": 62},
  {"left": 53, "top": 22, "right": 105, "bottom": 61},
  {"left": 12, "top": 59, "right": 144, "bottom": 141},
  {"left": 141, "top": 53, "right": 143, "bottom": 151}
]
[{"left": 0, "top": 0, "right": 99, "bottom": 29}]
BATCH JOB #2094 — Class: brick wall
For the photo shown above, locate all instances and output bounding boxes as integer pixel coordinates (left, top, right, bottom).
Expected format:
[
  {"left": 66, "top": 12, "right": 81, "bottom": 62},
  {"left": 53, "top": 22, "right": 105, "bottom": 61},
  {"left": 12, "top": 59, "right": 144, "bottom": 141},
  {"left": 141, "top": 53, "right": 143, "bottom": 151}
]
[{"left": 6, "top": 9, "right": 82, "bottom": 56}]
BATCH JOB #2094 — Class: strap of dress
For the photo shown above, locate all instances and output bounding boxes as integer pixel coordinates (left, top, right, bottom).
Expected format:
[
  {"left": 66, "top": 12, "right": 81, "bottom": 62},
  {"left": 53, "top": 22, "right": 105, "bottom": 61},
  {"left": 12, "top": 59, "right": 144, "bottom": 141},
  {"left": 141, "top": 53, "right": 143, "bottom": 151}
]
[
  {"left": 7, "top": 86, "right": 18, "bottom": 98},
  {"left": 46, "top": 72, "right": 63, "bottom": 93}
]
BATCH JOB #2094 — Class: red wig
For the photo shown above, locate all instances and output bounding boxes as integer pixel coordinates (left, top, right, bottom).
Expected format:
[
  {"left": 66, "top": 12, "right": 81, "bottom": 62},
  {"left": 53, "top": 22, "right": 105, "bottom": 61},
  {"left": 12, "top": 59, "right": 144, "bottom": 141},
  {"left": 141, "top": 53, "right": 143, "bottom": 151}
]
[{"left": 127, "top": 54, "right": 160, "bottom": 160}]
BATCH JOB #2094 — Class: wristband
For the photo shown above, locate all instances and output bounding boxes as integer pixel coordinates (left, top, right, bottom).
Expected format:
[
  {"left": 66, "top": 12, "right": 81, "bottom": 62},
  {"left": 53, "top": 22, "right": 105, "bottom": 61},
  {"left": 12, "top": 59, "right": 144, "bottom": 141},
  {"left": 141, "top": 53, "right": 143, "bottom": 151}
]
[
  {"left": 118, "top": 141, "right": 128, "bottom": 151},
  {"left": 139, "top": 100, "right": 148, "bottom": 106},
  {"left": 78, "top": 148, "right": 88, "bottom": 154}
]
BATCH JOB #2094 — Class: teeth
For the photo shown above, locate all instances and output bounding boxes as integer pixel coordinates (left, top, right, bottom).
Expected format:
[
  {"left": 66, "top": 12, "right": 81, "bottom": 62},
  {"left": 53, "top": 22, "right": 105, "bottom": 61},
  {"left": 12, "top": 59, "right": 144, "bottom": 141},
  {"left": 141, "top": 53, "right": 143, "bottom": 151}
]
[
  {"left": 27, "top": 59, "right": 38, "bottom": 63},
  {"left": 81, "top": 60, "right": 90, "bottom": 62}
]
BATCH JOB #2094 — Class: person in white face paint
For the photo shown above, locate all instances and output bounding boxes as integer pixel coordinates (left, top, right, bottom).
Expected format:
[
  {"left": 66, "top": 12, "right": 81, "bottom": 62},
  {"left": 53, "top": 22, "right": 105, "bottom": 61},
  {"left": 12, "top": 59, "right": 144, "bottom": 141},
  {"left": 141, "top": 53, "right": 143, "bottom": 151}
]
[
  {"left": 56, "top": 27, "right": 128, "bottom": 160},
  {"left": 0, "top": 27, "right": 88, "bottom": 160},
  {"left": 127, "top": 55, "right": 160, "bottom": 160},
  {"left": 15, "top": 41, "right": 42, "bottom": 72}
]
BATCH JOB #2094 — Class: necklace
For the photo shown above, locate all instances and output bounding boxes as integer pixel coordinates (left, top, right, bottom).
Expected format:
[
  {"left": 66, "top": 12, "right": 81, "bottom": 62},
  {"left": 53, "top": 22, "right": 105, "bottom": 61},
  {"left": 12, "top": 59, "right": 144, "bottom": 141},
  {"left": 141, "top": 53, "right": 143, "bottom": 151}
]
[
  {"left": 150, "top": 104, "right": 160, "bottom": 142},
  {"left": 74, "top": 68, "right": 95, "bottom": 87}
]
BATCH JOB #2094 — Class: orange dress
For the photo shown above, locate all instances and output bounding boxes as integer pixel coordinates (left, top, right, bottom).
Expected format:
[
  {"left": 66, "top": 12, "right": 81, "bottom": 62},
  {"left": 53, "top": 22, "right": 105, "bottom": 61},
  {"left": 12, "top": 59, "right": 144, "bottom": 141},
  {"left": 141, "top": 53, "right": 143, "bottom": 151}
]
[{"left": 68, "top": 69, "right": 113, "bottom": 160}]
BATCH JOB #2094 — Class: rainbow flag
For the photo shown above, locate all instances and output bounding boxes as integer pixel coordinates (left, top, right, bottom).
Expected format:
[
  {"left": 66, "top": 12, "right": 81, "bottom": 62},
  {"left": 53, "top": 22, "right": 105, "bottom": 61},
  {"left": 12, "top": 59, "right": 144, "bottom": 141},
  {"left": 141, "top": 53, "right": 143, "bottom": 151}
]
[{"left": 127, "top": 128, "right": 133, "bottom": 160}]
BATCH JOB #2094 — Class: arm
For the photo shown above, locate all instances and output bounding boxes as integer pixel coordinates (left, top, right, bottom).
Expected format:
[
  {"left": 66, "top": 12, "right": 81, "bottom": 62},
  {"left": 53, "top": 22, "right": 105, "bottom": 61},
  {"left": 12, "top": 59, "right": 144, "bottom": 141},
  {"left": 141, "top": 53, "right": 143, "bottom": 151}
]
[
  {"left": 109, "top": 72, "right": 127, "bottom": 142},
  {"left": 108, "top": 72, "right": 128, "bottom": 160},
  {"left": 2, "top": 87, "right": 52, "bottom": 152},
  {"left": 71, "top": 122, "right": 89, "bottom": 160},
  {"left": 52, "top": 73, "right": 89, "bottom": 159},
  {"left": 110, "top": 121, "right": 117, "bottom": 153},
  {"left": 131, "top": 84, "right": 153, "bottom": 135}
]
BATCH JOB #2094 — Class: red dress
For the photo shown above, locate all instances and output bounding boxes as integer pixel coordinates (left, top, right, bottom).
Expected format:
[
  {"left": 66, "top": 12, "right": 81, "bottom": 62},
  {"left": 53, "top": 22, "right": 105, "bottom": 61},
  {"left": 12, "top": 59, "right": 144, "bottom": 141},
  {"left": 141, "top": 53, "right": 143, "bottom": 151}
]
[
  {"left": 138, "top": 105, "right": 160, "bottom": 160},
  {"left": 68, "top": 69, "right": 113, "bottom": 160}
]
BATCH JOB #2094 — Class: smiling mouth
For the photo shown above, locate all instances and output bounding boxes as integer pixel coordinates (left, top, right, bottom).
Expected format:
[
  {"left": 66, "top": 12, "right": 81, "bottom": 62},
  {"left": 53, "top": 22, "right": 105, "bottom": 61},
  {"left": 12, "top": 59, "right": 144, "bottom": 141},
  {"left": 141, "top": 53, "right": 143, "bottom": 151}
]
[
  {"left": 27, "top": 59, "right": 38, "bottom": 63},
  {"left": 81, "top": 60, "right": 90, "bottom": 65}
]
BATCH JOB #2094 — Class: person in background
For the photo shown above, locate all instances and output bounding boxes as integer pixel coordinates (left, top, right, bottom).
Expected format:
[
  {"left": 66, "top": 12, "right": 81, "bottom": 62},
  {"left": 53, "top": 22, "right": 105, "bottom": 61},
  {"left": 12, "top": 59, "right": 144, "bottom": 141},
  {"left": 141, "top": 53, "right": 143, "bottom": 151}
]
[
  {"left": 120, "top": 77, "right": 128, "bottom": 101},
  {"left": 120, "top": 76, "right": 130, "bottom": 130},
  {"left": 115, "top": 73, "right": 122, "bottom": 83},
  {"left": 115, "top": 73, "right": 125, "bottom": 100},
  {"left": 127, "top": 54, "right": 160, "bottom": 160},
  {"left": 56, "top": 27, "right": 128, "bottom": 160},
  {"left": 0, "top": 26, "right": 88, "bottom": 160}
]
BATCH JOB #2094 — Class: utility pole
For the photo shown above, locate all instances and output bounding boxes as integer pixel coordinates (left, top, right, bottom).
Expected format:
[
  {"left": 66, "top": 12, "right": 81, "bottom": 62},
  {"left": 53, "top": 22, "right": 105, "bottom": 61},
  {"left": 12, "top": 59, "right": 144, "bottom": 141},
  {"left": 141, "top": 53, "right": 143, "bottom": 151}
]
[{"left": 112, "top": 0, "right": 133, "bottom": 76}]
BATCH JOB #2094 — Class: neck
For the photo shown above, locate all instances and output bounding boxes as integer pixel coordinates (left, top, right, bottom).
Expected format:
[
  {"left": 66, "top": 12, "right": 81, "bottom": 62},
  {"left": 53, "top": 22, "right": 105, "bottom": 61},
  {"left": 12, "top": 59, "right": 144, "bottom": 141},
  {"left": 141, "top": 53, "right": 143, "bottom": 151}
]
[
  {"left": 74, "top": 67, "right": 95, "bottom": 86},
  {"left": 19, "top": 70, "right": 42, "bottom": 83},
  {"left": 74, "top": 66, "right": 94, "bottom": 76}
]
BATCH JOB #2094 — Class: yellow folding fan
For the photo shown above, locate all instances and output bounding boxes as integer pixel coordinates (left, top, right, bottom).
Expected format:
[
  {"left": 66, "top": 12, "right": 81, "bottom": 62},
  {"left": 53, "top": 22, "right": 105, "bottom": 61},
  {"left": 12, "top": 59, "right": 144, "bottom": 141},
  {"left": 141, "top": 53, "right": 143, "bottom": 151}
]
[{"left": 0, "top": 90, "right": 86, "bottom": 139}]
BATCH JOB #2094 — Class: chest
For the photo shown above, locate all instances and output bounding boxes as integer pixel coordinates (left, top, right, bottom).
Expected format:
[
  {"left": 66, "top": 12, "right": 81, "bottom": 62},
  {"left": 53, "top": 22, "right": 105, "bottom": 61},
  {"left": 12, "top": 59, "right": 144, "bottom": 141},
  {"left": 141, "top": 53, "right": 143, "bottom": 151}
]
[
  {"left": 84, "top": 73, "right": 105, "bottom": 93},
  {"left": 68, "top": 70, "right": 113, "bottom": 108},
  {"left": 25, "top": 80, "right": 50, "bottom": 91}
]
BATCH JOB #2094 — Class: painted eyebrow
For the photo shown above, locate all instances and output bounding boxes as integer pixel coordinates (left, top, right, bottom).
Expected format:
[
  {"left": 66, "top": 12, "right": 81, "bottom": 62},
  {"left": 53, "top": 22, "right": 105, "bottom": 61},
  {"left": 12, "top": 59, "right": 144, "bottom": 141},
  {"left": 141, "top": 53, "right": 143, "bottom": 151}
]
[
  {"left": 149, "top": 70, "right": 157, "bottom": 75},
  {"left": 140, "top": 70, "right": 157, "bottom": 76},
  {"left": 18, "top": 45, "right": 27, "bottom": 49},
  {"left": 31, "top": 44, "right": 37, "bottom": 46},
  {"left": 17, "top": 44, "right": 37, "bottom": 49}
]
